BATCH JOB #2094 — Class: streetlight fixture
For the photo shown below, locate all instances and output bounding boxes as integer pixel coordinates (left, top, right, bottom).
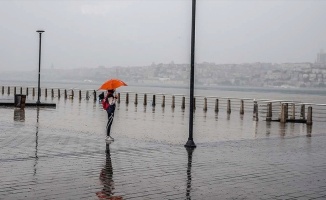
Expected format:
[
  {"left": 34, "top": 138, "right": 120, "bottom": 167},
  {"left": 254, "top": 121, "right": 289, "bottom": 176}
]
[
  {"left": 36, "top": 30, "right": 44, "bottom": 105},
  {"left": 185, "top": 0, "right": 196, "bottom": 148}
]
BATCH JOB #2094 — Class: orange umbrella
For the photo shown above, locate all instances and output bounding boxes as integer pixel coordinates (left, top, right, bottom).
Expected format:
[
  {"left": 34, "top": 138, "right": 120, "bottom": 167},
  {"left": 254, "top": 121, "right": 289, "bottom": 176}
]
[{"left": 98, "top": 79, "right": 127, "bottom": 90}]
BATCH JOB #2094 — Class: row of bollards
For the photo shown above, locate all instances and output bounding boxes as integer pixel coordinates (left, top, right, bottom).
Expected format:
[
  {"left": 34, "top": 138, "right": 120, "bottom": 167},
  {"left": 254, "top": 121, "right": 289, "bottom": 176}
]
[
  {"left": 264, "top": 102, "right": 312, "bottom": 125},
  {"left": 3, "top": 86, "right": 82, "bottom": 100},
  {"left": 2, "top": 86, "right": 313, "bottom": 125}
]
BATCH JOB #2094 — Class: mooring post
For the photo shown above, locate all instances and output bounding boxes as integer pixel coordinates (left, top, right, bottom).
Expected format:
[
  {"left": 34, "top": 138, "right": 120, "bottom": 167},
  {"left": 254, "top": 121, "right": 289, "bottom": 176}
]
[
  {"left": 266, "top": 102, "right": 272, "bottom": 121},
  {"left": 162, "top": 95, "right": 165, "bottom": 107},
  {"left": 291, "top": 103, "right": 295, "bottom": 120},
  {"left": 240, "top": 99, "right": 244, "bottom": 115},
  {"left": 118, "top": 93, "right": 120, "bottom": 103},
  {"left": 280, "top": 103, "right": 286, "bottom": 123},
  {"left": 300, "top": 104, "right": 305, "bottom": 120},
  {"left": 71, "top": 90, "right": 74, "bottom": 99},
  {"left": 51, "top": 89, "right": 54, "bottom": 98},
  {"left": 203, "top": 97, "right": 207, "bottom": 112},
  {"left": 20, "top": 87, "right": 22, "bottom": 94},
  {"left": 26, "top": 87, "right": 29, "bottom": 96},
  {"left": 171, "top": 95, "right": 175, "bottom": 108},
  {"left": 86, "top": 90, "right": 89, "bottom": 100},
  {"left": 215, "top": 99, "right": 219, "bottom": 112},
  {"left": 307, "top": 106, "right": 313, "bottom": 125},
  {"left": 32, "top": 88, "right": 35, "bottom": 97},
  {"left": 45, "top": 88, "right": 47, "bottom": 98},
  {"left": 79, "top": 90, "right": 82, "bottom": 100},
  {"left": 93, "top": 90, "right": 96, "bottom": 101},
  {"left": 58, "top": 89, "right": 61, "bottom": 99},
  {"left": 143, "top": 94, "right": 147, "bottom": 106},
  {"left": 227, "top": 99, "right": 231, "bottom": 114},
  {"left": 182, "top": 96, "right": 185, "bottom": 109},
  {"left": 285, "top": 103, "right": 288, "bottom": 120},
  {"left": 152, "top": 94, "right": 156, "bottom": 107},
  {"left": 64, "top": 89, "right": 67, "bottom": 99},
  {"left": 14, "top": 87, "right": 16, "bottom": 95},
  {"left": 1, "top": 86, "right": 4, "bottom": 95},
  {"left": 253, "top": 100, "right": 258, "bottom": 121},
  {"left": 126, "top": 93, "right": 129, "bottom": 104},
  {"left": 134, "top": 93, "right": 138, "bottom": 105}
]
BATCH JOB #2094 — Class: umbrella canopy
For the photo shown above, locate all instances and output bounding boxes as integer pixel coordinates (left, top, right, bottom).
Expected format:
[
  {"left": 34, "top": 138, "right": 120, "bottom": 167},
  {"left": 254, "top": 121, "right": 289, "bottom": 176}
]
[{"left": 98, "top": 79, "right": 127, "bottom": 90}]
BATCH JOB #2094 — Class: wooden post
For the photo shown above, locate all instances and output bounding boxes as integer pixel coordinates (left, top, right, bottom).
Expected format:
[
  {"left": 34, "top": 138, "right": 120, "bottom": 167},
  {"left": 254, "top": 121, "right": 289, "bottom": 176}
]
[
  {"left": 79, "top": 90, "right": 82, "bottom": 100},
  {"left": 306, "top": 106, "right": 312, "bottom": 125},
  {"left": 285, "top": 103, "right": 288, "bottom": 120},
  {"left": 32, "top": 88, "right": 35, "bottom": 96},
  {"left": 126, "top": 93, "right": 129, "bottom": 104},
  {"left": 20, "top": 87, "right": 22, "bottom": 94},
  {"left": 240, "top": 99, "right": 244, "bottom": 115},
  {"left": 253, "top": 101, "right": 258, "bottom": 121},
  {"left": 8, "top": 86, "right": 10, "bottom": 95},
  {"left": 152, "top": 95, "right": 156, "bottom": 107},
  {"left": 1, "top": 86, "right": 4, "bottom": 94},
  {"left": 26, "top": 88, "right": 29, "bottom": 96},
  {"left": 143, "top": 94, "right": 147, "bottom": 106},
  {"left": 51, "top": 89, "right": 54, "bottom": 98},
  {"left": 162, "top": 95, "right": 165, "bottom": 107},
  {"left": 291, "top": 103, "right": 295, "bottom": 120},
  {"left": 85, "top": 90, "right": 89, "bottom": 100},
  {"left": 71, "top": 90, "right": 74, "bottom": 99},
  {"left": 134, "top": 93, "right": 138, "bottom": 105},
  {"left": 171, "top": 95, "right": 175, "bottom": 108},
  {"left": 64, "top": 89, "right": 67, "bottom": 99},
  {"left": 118, "top": 93, "right": 121, "bottom": 103},
  {"left": 280, "top": 103, "right": 286, "bottom": 123},
  {"left": 300, "top": 104, "right": 305, "bottom": 120},
  {"left": 14, "top": 87, "right": 16, "bottom": 95},
  {"left": 181, "top": 96, "right": 185, "bottom": 109},
  {"left": 266, "top": 102, "right": 272, "bottom": 121},
  {"left": 93, "top": 90, "right": 96, "bottom": 101},
  {"left": 227, "top": 99, "right": 231, "bottom": 114},
  {"left": 215, "top": 99, "right": 219, "bottom": 112},
  {"left": 203, "top": 97, "right": 207, "bottom": 111},
  {"left": 45, "top": 88, "right": 47, "bottom": 98},
  {"left": 135, "top": 93, "right": 138, "bottom": 105},
  {"left": 58, "top": 89, "right": 61, "bottom": 99}
]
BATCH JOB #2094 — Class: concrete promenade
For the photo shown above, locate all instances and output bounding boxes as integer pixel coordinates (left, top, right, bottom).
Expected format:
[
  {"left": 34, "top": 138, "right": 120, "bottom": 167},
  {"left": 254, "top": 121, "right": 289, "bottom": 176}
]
[
  {"left": 1, "top": 124, "right": 326, "bottom": 199},
  {"left": 1, "top": 93, "right": 326, "bottom": 199}
]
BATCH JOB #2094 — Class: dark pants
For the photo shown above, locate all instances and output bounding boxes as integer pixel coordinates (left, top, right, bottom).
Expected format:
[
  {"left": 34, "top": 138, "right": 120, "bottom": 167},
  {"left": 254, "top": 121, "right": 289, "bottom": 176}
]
[{"left": 106, "top": 112, "right": 114, "bottom": 137}]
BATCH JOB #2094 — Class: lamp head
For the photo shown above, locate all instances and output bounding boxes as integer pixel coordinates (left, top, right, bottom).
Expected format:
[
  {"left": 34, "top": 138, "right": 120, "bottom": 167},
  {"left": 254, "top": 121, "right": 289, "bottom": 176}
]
[{"left": 36, "top": 30, "right": 45, "bottom": 33}]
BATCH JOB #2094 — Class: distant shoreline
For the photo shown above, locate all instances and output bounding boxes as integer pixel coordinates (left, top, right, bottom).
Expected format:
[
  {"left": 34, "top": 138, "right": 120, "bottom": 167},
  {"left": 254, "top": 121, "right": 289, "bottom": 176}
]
[{"left": 1, "top": 79, "right": 326, "bottom": 96}]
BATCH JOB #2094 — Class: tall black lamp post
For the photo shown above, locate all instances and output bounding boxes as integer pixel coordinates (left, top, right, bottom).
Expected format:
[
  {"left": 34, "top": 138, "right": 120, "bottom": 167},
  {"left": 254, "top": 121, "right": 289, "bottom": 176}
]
[
  {"left": 185, "top": 0, "right": 196, "bottom": 148},
  {"left": 36, "top": 30, "right": 44, "bottom": 105}
]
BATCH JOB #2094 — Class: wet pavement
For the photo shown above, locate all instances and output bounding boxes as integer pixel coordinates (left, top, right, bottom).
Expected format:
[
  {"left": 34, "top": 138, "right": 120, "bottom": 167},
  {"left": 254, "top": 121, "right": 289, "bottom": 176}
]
[
  {"left": 1, "top": 97, "right": 326, "bottom": 199},
  {"left": 1, "top": 126, "right": 326, "bottom": 199}
]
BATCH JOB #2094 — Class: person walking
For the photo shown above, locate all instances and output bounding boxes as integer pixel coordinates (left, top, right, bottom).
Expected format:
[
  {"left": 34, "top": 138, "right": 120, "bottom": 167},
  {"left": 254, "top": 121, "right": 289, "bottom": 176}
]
[{"left": 102, "top": 90, "right": 118, "bottom": 141}]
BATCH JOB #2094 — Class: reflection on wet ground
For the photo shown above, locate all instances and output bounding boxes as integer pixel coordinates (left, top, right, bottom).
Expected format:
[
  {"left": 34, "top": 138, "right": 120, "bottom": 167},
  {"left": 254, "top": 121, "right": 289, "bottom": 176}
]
[
  {"left": 186, "top": 148, "right": 194, "bottom": 200},
  {"left": 96, "top": 144, "right": 123, "bottom": 200},
  {"left": 1, "top": 96, "right": 326, "bottom": 199}
]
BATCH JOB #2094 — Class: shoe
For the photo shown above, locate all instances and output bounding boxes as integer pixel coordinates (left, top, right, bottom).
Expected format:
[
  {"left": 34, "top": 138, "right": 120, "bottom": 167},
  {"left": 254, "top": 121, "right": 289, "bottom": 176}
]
[{"left": 105, "top": 136, "right": 114, "bottom": 141}]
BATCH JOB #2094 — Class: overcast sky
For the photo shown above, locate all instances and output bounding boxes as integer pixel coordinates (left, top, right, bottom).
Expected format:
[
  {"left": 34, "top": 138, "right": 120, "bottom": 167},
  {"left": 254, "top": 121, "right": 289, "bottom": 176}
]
[{"left": 0, "top": 0, "right": 325, "bottom": 72}]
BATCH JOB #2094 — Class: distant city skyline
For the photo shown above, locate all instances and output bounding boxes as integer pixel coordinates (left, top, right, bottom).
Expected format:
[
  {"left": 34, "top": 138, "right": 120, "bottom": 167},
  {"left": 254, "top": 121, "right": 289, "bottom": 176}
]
[{"left": 1, "top": 0, "right": 326, "bottom": 72}]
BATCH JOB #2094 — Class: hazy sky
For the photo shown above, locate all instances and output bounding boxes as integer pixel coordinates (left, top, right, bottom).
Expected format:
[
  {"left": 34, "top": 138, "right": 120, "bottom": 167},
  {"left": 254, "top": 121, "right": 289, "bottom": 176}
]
[{"left": 0, "top": 0, "right": 325, "bottom": 72}]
